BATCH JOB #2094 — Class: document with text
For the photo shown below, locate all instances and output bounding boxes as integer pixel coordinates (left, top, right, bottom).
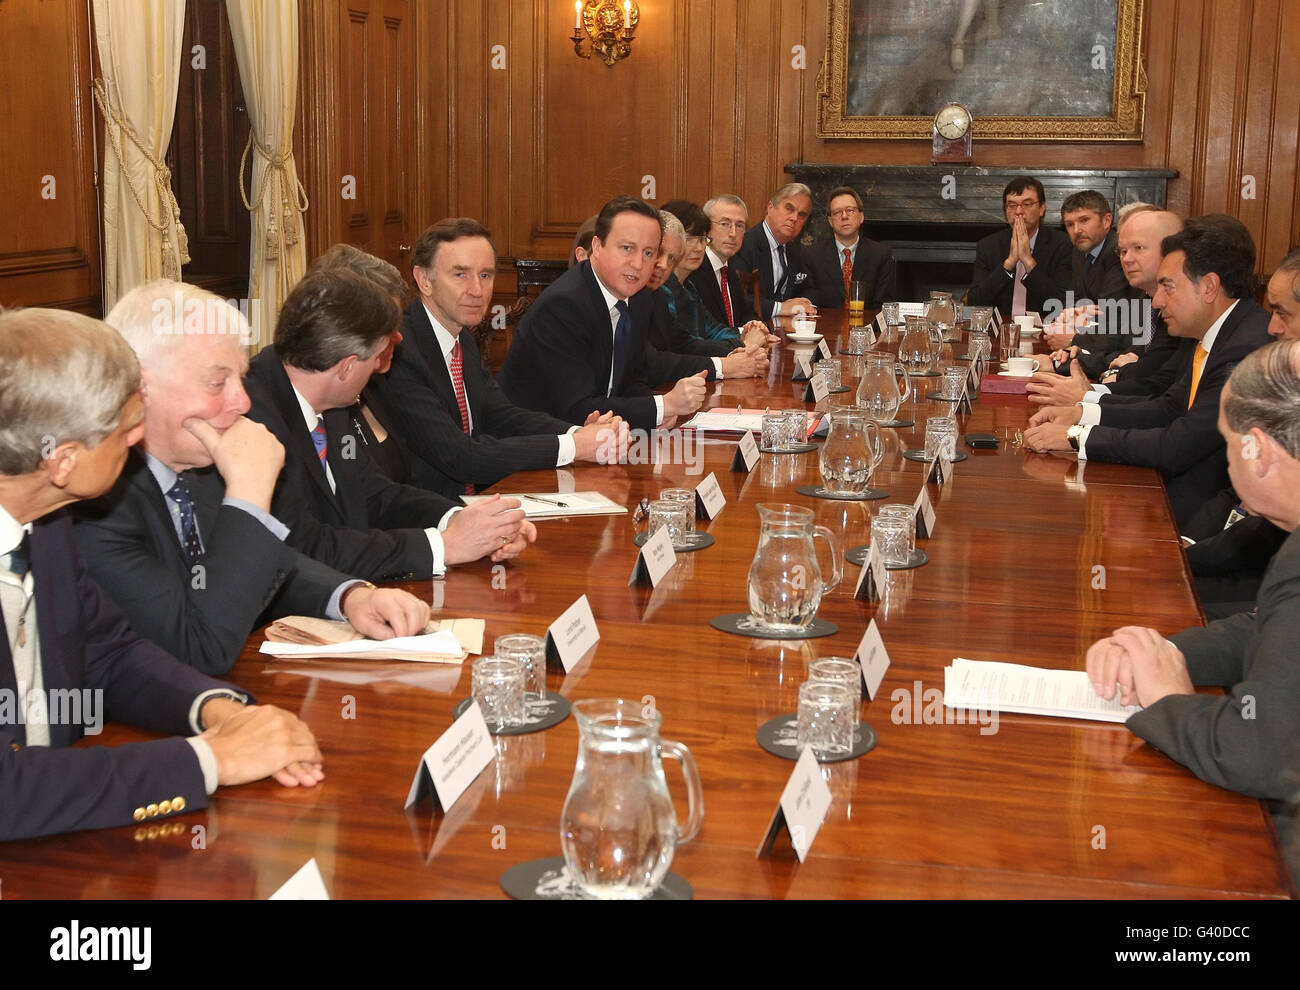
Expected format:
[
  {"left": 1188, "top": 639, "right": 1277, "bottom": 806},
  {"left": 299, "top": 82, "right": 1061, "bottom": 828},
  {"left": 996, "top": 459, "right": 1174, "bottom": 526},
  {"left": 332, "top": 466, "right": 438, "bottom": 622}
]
[{"left": 943, "top": 657, "right": 1142, "bottom": 723}]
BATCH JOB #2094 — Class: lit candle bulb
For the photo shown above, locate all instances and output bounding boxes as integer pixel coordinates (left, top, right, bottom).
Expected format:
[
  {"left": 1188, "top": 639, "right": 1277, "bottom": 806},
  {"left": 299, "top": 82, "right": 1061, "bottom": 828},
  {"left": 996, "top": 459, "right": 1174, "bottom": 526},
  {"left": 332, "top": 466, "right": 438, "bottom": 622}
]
[
  {"left": 574, "top": 1, "right": 581, "bottom": 30},
  {"left": 624, "top": 1, "right": 631, "bottom": 30}
]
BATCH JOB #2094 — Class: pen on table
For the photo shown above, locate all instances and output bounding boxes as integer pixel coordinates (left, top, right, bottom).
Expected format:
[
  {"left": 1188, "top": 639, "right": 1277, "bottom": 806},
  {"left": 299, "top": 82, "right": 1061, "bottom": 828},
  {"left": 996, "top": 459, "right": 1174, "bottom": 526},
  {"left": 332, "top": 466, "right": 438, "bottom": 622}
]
[{"left": 525, "top": 494, "right": 569, "bottom": 508}]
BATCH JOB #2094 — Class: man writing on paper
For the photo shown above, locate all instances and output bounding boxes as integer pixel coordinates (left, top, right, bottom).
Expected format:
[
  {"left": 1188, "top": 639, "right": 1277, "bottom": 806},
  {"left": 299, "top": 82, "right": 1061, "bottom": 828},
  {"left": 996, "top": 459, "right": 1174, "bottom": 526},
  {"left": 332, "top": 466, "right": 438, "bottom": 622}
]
[
  {"left": 1086, "top": 339, "right": 1300, "bottom": 806},
  {"left": 72, "top": 281, "right": 430, "bottom": 676},
  {"left": 0, "top": 308, "right": 322, "bottom": 840}
]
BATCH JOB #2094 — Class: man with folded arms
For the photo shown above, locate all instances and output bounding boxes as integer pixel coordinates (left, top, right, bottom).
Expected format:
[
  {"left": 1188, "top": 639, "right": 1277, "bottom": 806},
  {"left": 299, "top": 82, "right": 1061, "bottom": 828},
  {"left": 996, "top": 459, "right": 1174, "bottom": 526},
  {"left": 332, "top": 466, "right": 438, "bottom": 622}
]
[
  {"left": 0, "top": 308, "right": 321, "bottom": 841},
  {"left": 1023, "top": 217, "right": 1272, "bottom": 526},
  {"left": 73, "top": 281, "right": 430, "bottom": 676},
  {"left": 499, "top": 195, "right": 708, "bottom": 432},
  {"left": 686, "top": 193, "right": 759, "bottom": 327},
  {"left": 385, "top": 218, "right": 627, "bottom": 499},
  {"left": 734, "top": 182, "right": 822, "bottom": 317},
  {"left": 246, "top": 269, "right": 536, "bottom": 580},
  {"left": 968, "top": 176, "right": 1072, "bottom": 317},
  {"left": 1085, "top": 339, "right": 1300, "bottom": 804}
]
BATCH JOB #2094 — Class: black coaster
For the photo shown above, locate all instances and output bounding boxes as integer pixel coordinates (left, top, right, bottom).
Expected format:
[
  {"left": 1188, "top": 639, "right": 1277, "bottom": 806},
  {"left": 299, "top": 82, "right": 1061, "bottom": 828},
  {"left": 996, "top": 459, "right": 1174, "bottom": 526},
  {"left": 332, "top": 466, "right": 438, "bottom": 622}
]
[
  {"left": 633, "top": 530, "right": 715, "bottom": 552},
  {"left": 845, "top": 546, "right": 930, "bottom": 570},
  {"left": 756, "top": 714, "right": 878, "bottom": 764},
  {"left": 826, "top": 384, "right": 852, "bottom": 394},
  {"left": 759, "top": 442, "right": 817, "bottom": 454},
  {"left": 453, "top": 690, "right": 570, "bottom": 736},
  {"left": 924, "top": 392, "right": 963, "bottom": 402},
  {"left": 874, "top": 418, "right": 914, "bottom": 429},
  {"left": 907, "top": 370, "right": 941, "bottom": 378},
  {"left": 710, "top": 613, "right": 838, "bottom": 640},
  {"left": 500, "top": 856, "right": 692, "bottom": 900},
  {"left": 902, "top": 448, "right": 969, "bottom": 463},
  {"left": 796, "top": 484, "right": 887, "bottom": 501}
]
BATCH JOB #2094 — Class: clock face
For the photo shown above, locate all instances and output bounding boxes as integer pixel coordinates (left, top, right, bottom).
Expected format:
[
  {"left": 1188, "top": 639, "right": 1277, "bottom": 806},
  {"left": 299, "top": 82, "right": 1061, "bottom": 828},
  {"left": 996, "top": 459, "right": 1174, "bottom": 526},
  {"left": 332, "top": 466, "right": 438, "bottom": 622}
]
[{"left": 935, "top": 104, "right": 971, "bottom": 140}]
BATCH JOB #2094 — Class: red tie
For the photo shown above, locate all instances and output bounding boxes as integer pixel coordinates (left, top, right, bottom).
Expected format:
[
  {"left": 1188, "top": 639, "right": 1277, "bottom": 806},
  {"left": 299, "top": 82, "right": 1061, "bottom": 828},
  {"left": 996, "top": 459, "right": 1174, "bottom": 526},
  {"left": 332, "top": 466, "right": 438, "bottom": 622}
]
[
  {"left": 841, "top": 247, "right": 853, "bottom": 298},
  {"left": 719, "top": 264, "right": 734, "bottom": 325},
  {"left": 450, "top": 340, "right": 471, "bottom": 435}
]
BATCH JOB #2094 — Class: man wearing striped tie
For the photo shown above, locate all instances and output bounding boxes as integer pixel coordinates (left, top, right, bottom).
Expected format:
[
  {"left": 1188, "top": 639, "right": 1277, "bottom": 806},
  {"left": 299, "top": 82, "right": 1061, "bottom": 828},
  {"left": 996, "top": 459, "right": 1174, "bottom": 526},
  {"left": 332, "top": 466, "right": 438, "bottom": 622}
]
[{"left": 1024, "top": 215, "right": 1273, "bottom": 527}]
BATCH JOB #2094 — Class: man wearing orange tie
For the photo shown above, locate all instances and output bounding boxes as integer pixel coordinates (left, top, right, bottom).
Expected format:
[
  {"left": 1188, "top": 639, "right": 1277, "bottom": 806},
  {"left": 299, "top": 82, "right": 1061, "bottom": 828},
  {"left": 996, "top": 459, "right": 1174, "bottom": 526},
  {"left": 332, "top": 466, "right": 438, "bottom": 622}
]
[{"left": 1023, "top": 215, "right": 1272, "bottom": 526}]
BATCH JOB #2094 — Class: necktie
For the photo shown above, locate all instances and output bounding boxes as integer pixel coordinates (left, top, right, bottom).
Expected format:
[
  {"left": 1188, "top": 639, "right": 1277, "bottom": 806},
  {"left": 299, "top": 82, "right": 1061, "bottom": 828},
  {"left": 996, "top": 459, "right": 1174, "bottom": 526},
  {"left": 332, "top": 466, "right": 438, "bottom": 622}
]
[
  {"left": 449, "top": 339, "right": 472, "bottom": 435},
  {"left": 719, "top": 264, "right": 734, "bottom": 325},
  {"left": 841, "top": 247, "right": 853, "bottom": 298},
  {"left": 167, "top": 474, "right": 204, "bottom": 565},
  {"left": 1187, "top": 342, "right": 1210, "bottom": 409},
  {"left": 1012, "top": 261, "right": 1027, "bottom": 316},
  {"left": 6, "top": 532, "right": 30, "bottom": 578},
  {"left": 611, "top": 300, "right": 631, "bottom": 394},
  {"left": 774, "top": 244, "right": 789, "bottom": 297},
  {"left": 310, "top": 416, "right": 328, "bottom": 466},
  {"left": 1084, "top": 252, "right": 1096, "bottom": 296}
]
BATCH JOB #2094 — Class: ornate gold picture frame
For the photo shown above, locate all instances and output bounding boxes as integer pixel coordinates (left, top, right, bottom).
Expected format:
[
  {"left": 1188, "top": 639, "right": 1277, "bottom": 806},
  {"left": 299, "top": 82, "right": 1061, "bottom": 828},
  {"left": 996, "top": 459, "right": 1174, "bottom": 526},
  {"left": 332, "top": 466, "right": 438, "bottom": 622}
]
[{"left": 817, "top": 0, "right": 1147, "bottom": 141}]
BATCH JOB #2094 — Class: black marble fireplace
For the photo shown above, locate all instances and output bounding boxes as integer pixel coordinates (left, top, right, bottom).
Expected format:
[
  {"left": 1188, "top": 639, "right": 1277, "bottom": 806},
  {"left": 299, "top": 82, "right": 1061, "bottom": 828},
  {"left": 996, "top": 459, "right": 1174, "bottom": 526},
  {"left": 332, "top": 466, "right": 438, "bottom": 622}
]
[{"left": 785, "top": 164, "right": 1177, "bottom": 300}]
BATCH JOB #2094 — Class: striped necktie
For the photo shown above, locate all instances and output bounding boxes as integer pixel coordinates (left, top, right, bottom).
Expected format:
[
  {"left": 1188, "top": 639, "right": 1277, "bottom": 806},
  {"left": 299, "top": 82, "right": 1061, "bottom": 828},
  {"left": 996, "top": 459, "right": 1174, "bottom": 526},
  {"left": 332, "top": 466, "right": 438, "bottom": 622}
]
[{"left": 311, "top": 416, "right": 328, "bottom": 465}]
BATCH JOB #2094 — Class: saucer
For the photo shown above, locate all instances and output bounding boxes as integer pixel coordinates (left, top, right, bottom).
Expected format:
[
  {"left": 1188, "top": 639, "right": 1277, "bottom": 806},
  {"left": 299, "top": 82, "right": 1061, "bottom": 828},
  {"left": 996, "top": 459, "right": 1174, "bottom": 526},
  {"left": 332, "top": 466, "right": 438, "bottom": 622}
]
[
  {"left": 788, "top": 333, "right": 823, "bottom": 344},
  {"left": 997, "top": 371, "right": 1033, "bottom": 377}
]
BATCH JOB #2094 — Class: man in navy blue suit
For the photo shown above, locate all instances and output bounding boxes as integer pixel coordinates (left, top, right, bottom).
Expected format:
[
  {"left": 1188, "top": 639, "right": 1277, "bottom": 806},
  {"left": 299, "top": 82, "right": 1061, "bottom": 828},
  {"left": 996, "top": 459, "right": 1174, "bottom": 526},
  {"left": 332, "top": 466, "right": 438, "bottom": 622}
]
[{"left": 0, "top": 308, "right": 322, "bottom": 841}]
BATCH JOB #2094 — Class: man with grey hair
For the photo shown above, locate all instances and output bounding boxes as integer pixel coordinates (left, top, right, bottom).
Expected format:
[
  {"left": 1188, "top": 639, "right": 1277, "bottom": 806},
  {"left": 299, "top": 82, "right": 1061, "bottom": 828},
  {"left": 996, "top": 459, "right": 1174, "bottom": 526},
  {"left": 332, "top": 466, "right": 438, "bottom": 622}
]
[
  {"left": 1, "top": 307, "right": 323, "bottom": 840},
  {"left": 1086, "top": 338, "right": 1300, "bottom": 811},
  {"left": 72, "top": 280, "right": 432, "bottom": 676},
  {"left": 735, "top": 182, "right": 820, "bottom": 319},
  {"left": 687, "top": 193, "right": 759, "bottom": 327}
]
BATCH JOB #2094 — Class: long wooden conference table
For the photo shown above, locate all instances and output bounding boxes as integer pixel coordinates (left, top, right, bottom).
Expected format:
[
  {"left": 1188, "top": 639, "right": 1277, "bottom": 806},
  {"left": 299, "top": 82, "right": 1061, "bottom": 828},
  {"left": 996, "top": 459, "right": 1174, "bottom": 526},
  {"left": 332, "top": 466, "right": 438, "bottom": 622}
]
[{"left": 1, "top": 312, "right": 1292, "bottom": 900}]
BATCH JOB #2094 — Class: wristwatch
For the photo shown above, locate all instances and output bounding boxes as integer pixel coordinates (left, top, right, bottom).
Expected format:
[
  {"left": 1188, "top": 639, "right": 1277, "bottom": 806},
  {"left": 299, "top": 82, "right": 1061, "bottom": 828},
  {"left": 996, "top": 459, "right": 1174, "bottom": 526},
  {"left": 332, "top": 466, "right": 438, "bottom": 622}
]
[{"left": 1067, "top": 425, "right": 1084, "bottom": 451}]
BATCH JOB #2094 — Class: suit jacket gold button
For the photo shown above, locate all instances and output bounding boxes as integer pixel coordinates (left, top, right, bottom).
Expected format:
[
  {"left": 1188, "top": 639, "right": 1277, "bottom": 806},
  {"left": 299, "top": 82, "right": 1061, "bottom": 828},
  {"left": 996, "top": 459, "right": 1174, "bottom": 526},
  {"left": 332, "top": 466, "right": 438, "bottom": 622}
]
[
  {"left": 9, "top": 742, "right": 19, "bottom": 751},
  {"left": 146, "top": 803, "right": 159, "bottom": 818},
  {"left": 133, "top": 807, "right": 147, "bottom": 822},
  {"left": 159, "top": 799, "right": 172, "bottom": 815},
  {"left": 172, "top": 796, "right": 186, "bottom": 812}
]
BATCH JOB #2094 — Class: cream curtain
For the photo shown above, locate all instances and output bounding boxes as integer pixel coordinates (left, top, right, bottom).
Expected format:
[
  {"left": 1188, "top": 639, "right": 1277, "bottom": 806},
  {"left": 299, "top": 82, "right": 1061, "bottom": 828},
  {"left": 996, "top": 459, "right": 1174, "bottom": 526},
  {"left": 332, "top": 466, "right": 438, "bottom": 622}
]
[
  {"left": 225, "top": 0, "right": 309, "bottom": 351},
  {"left": 91, "top": 0, "right": 187, "bottom": 311}
]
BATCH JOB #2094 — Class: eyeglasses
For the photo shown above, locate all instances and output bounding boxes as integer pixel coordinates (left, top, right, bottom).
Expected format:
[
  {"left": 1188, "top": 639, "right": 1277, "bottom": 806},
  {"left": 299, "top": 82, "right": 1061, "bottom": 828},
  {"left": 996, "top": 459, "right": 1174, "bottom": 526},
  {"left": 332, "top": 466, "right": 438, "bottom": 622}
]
[
  {"left": 711, "top": 220, "right": 746, "bottom": 234},
  {"left": 685, "top": 235, "right": 709, "bottom": 247},
  {"left": 1005, "top": 199, "right": 1042, "bottom": 212},
  {"left": 829, "top": 207, "right": 860, "bottom": 218}
]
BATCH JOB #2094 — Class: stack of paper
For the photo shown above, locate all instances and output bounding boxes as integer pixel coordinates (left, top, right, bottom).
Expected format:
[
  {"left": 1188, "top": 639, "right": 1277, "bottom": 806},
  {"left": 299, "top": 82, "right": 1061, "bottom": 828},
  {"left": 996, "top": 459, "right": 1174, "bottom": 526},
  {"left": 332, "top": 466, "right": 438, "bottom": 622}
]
[
  {"left": 943, "top": 657, "right": 1142, "bottom": 723},
  {"left": 462, "top": 491, "right": 626, "bottom": 519},
  {"left": 261, "top": 616, "right": 485, "bottom": 663},
  {"left": 682, "top": 408, "right": 825, "bottom": 436}
]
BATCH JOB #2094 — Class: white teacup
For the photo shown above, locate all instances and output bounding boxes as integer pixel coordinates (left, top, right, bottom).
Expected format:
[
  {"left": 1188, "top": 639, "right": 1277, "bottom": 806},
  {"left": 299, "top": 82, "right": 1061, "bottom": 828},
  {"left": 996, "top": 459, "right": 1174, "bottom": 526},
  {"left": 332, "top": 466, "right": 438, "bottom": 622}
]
[
  {"left": 1013, "top": 315, "right": 1036, "bottom": 334},
  {"left": 790, "top": 316, "right": 818, "bottom": 335},
  {"left": 1005, "top": 356, "right": 1041, "bottom": 376}
]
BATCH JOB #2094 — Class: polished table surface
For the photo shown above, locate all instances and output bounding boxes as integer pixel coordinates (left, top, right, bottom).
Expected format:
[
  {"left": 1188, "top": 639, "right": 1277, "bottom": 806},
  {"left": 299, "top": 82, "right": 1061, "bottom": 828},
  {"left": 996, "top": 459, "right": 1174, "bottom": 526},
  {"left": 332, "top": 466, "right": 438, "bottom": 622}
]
[{"left": 1, "top": 313, "right": 1292, "bottom": 899}]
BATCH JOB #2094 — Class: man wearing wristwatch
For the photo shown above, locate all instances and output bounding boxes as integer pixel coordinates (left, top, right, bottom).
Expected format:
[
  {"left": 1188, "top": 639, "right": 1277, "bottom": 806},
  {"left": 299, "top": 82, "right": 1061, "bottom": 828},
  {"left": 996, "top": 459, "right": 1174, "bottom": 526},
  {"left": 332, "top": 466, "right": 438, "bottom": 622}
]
[
  {"left": 1, "top": 308, "right": 323, "bottom": 842},
  {"left": 1022, "top": 217, "right": 1272, "bottom": 527}
]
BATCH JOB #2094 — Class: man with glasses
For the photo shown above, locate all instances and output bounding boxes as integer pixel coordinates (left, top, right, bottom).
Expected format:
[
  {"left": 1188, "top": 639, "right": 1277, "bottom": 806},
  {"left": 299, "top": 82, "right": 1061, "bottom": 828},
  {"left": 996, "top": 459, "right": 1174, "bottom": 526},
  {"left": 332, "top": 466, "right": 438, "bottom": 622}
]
[
  {"left": 686, "top": 194, "right": 759, "bottom": 327},
  {"left": 968, "top": 176, "right": 1072, "bottom": 317},
  {"left": 805, "top": 185, "right": 896, "bottom": 310}
]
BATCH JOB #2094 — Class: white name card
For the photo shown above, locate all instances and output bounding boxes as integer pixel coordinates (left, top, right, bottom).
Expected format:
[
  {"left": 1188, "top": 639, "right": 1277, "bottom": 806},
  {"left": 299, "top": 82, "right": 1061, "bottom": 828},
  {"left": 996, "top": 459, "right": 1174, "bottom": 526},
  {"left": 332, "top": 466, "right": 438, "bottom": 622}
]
[
  {"left": 914, "top": 485, "right": 936, "bottom": 539},
  {"left": 874, "top": 312, "right": 887, "bottom": 333},
  {"left": 854, "top": 619, "right": 891, "bottom": 701},
  {"left": 757, "top": 747, "right": 832, "bottom": 862},
  {"left": 269, "top": 858, "right": 331, "bottom": 900},
  {"left": 695, "top": 472, "right": 726, "bottom": 520},
  {"left": 731, "top": 431, "right": 760, "bottom": 472},
  {"left": 546, "top": 594, "right": 600, "bottom": 672},
  {"left": 793, "top": 354, "right": 813, "bottom": 380},
  {"left": 629, "top": 524, "right": 677, "bottom": 588},
  {"left": 809, "top": 371, "right": 831, "bottom": 403},
  {"left": 404, "top": 701, "right": 494, "bottom": 812},
  {"left": 817, "top": 338, "right": 832, "bottom": 360},
  {"left": 853, "top": 541, "right": 885, "bottom": 603}
]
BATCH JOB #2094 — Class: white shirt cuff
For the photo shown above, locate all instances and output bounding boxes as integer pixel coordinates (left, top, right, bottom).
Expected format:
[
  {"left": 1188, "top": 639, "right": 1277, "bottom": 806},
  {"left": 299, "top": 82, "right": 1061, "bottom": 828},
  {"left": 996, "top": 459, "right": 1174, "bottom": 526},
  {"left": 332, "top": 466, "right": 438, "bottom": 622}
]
[
  {"left": 425, "top": 528, "right": 447, "bottom": 576},
  {"left": 556, "top": 433, "right": 576, "bottom": 466},
  {"left": 1078, "top": 402, "right": 1103, "bottom": 427},
  {"left": 712, "top": 357, "right": 724, "bottom": 379},
  {"left": 1087, "top": 384, "right": 1110, "bottom": 398},
  {"left": 1076, "top": 424, "right": 1095, "bottom": 460},
  {"left": 654, "top": 396, "right": 665, "bottom": 426},
  {"left": 188, "top": 688, "right": 250, "bottom": 734},
  {"left": 185, "top": 737, "right": 220, "bottom": 794}
]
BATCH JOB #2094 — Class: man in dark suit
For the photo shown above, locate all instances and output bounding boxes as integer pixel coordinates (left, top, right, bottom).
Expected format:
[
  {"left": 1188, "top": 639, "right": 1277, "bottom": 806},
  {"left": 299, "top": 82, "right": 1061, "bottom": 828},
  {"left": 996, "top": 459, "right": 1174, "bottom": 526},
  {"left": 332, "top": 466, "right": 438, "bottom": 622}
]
[
  {"left": 733, "top": 182, "right": 820, "bottom": 318},
  {"left": 385, "top": 219, "right": 627, "bottom": 498},
  {"left": 1024, "top": 216, "right": 1273, "bottom": 526},
  {"left": 967, "top": 175, "right": 1073, "bottom": 317},
  {"left": 0, "top": 307, "right": 322, "bottom": 840},
  {"left": 499, "top": 195, "right": 708, "bottom": 432},
  {"left": 685, "top": 194, "right": 759, "bottom": 327},
  {"left": 1085, "top": 338, "right": 1300, "bottom": 802},
  {"left": 1042, "top": 190, "right": 1132, "bottom": 356},
  {"left": 72, "top": 281, "right": 430, "bottom": 675},
  {"left": 245, "top": 270, "right": 536, "bottom": 581},
  {"left": 803, "top": 185, "right": 896, "bottom": 310}
]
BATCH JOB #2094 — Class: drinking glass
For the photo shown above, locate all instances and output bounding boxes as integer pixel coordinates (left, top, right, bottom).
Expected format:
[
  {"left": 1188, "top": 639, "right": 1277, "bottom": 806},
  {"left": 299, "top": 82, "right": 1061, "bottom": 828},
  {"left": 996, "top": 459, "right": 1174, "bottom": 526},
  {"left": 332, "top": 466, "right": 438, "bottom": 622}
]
[
  {"left": 940, "top": 367, "right": 966, "bottom": 400},
  {"left": 870, "top": 514, "right": 911, "bottom": 567},
  {"left": 648, "top": 499, "right": 688, "bottom": 547},
  {"left": 659, "top": 487, "right": 697, "bottom": 536},
  {"left": 493, "top": 633, "right": 548, "bottom": 703},
  {"left": 472, "top": 656, "right": 526, "bottom": 730},
  {"left": 815, "top": 357, "right": 841, "bottom": 390},
  {"left": 761, "top": 411, "right": 789, "bottom": 450},
  {"left": 796, "top": 681, "right": 854, "bottom": 758},
  {"left": 924, "top": 415, "right": 958, "bottom": 462},
  {"left": 876, "top": 503, "right": 917, "bottom": 556},
  {"left": 783, "top": 408, "right": 809, "bottom": 446},
  {"left": 999, "top": 322, "right": 1021, "bottom": 364},
  {"left": 847, "top": 326, "right": 873, "bottom": 354},
  {"left": 808, "top": 657, "right": 863, "bottom": 714}
]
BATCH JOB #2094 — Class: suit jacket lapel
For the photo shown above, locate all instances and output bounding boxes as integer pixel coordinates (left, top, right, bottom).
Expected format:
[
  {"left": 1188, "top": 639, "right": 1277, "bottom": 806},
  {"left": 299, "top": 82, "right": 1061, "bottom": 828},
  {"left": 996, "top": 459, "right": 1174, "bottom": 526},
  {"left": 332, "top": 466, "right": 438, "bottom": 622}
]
[
  {"left": 123, "top": 452, "right": 192, "bottom": 571},
  {"left": 405, "top": 301, "right": 461, "bottom": 420},
  {"left": 262, "top": 356, "right": 340, "bottom": 514}
]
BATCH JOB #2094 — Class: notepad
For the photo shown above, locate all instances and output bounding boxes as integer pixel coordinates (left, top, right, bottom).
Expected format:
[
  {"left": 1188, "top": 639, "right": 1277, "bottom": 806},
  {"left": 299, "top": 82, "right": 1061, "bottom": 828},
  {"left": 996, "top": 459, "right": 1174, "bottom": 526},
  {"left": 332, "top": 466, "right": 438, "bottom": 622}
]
[
  {"left": 943, "top": 657, "right": 1142, "bottom": 723},
  {"left": 461, "top": 491, "right": 627, "bottom": 519},
  {"left": 682, "top": 409, "right": 825, "bottom": 436},
  {"left": 261, "top": 616, "right": 484, "bottom": 662}
]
